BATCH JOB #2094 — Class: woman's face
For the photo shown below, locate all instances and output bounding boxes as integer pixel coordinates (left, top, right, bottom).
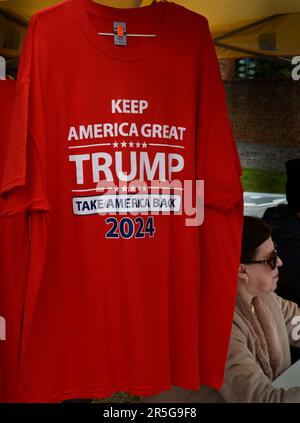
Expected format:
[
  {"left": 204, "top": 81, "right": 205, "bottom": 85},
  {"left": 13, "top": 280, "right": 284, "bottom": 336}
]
[{"left": 242, "top": 236, "right": 283, "bottom": 297}]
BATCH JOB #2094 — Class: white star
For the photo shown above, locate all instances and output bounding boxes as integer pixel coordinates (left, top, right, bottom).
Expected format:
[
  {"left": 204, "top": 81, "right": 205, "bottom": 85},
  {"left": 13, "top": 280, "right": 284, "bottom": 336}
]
[
  {"left": 121, "top": 141, "right": 127, "bottom": 148},
  {"left": 129, "top": 141, "right": 134, "bottom": 148},
  {"left": 113, "top": 141, "right": 119, "bottom": 148},
  {"left": 121, "top": 185, "right": 127, "bottom": 192},
  {"left": 129, "top": 185, "right": 136, "bottom": 192},
  {"left": 142, "top": 142, "right": 147, "bottom": 148},
  {"left": 114, "top": 186, "right": 119, "bottom": 192},
  {"left": 142, "top": 186, "right": 147, "bottom": 192},
  {"left": 136, "top": 142, "right": 141, "bottom": 148}
]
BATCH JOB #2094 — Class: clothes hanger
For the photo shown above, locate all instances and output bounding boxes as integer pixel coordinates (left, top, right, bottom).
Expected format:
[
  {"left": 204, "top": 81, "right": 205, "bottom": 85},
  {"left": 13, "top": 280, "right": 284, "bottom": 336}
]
[{"left": 97, "top": 0, "right": 166, "bottom": 39}]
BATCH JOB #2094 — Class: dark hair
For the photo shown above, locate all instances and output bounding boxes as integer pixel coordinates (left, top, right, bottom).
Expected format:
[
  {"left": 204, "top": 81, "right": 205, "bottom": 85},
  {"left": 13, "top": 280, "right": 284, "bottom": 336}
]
[{"left": 241, "top": 216, "right": 272, "bottom": 263}]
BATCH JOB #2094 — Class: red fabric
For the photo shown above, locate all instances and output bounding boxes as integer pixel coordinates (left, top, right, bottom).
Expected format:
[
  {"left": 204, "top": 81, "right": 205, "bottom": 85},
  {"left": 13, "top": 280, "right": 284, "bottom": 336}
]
[
  {"left": 0, "top": 80, "right": 28, "bottom": 402},
  {"left": 0, "top": 0, "right": 243, "bottom": 402}
]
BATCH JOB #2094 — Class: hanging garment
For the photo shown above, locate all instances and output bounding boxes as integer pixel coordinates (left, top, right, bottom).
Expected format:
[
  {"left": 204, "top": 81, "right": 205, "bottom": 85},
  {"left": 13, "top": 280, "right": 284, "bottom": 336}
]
[
  {"left": 0, "top": 79, "right": 28, "bottom": 402},
  {"left": 0, "top": 0, "right": 243, "bottom": 402}
]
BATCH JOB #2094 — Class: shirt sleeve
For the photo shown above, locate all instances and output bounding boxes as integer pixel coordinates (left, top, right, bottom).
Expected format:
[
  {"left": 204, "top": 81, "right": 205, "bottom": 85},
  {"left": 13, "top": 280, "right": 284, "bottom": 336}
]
[
  {"left": 196, "top": 19, "right": 243, "bottom": 211},
  {"left": 199, "top": 201, "right": 243, "bottom": 390},
  {"left": 196, "top": 19, "right": 244, "bottom": 390},
  {"left": 0, "top": 15, "right": 49, "bottom": 216}
]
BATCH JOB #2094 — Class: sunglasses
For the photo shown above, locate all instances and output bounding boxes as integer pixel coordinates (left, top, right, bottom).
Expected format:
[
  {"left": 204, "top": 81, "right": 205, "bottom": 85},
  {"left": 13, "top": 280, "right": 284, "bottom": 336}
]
[{"left": 244, "top": 243, "right": 278, "bottom": 270}]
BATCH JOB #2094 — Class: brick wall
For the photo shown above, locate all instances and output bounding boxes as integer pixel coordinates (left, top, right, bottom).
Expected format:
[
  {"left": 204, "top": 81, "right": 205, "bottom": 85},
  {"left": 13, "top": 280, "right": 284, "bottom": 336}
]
[{"left": 224, "top": 79, "right": 300, "bottom": 146}]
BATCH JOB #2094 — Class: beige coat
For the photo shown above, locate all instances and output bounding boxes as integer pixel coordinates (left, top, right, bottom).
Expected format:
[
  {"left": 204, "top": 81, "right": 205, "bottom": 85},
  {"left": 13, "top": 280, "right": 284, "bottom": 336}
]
[{"left": 188, "top": 292, "right": 300, "bottom": 403}]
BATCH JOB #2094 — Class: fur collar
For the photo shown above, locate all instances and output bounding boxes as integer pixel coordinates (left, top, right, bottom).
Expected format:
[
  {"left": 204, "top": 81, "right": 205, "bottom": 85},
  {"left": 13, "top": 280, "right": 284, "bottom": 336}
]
[{"left": 236, "top": 293, "right": 283, "bottom": 380}]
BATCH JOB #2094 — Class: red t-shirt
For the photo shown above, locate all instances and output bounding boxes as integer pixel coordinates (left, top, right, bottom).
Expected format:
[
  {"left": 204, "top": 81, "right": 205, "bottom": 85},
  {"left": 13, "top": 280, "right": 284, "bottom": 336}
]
[
  {"left": 0, "top": 0, "right": 243, "bottom": 402},
  {"left": 0, "top": 80, "right": 29, "bottom": 402}
]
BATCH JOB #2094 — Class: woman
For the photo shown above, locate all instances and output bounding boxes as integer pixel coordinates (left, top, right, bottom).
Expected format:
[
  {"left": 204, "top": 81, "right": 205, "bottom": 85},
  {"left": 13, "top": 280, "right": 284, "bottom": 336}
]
[{"left": 141, "top": 216, "right": 300, "bottom": 403}]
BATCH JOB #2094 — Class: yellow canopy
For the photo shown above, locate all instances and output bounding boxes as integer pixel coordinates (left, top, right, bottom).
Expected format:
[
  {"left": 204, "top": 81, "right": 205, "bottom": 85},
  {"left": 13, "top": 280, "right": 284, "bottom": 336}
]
[
  {"left": 1, "top": 0, "right": 300, "bottom": 58},
  {"left": 143, "top": 0, "right": 300, "bottom": 58},
  {"left": 213, "top": 13, "right": 300, "bottom": 59},
  {"left": 0, "top": 0, "right": 60, "bottom": 23}
]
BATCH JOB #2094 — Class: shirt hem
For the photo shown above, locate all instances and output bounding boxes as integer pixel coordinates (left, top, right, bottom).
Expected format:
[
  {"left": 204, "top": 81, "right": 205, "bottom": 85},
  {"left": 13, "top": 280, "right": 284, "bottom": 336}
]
[
  {"left": 19, "top": 379, "right": 203, "bottom": 403},
  {"left": 200, "top": 378, "right": 223, "bottom": 391}
]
